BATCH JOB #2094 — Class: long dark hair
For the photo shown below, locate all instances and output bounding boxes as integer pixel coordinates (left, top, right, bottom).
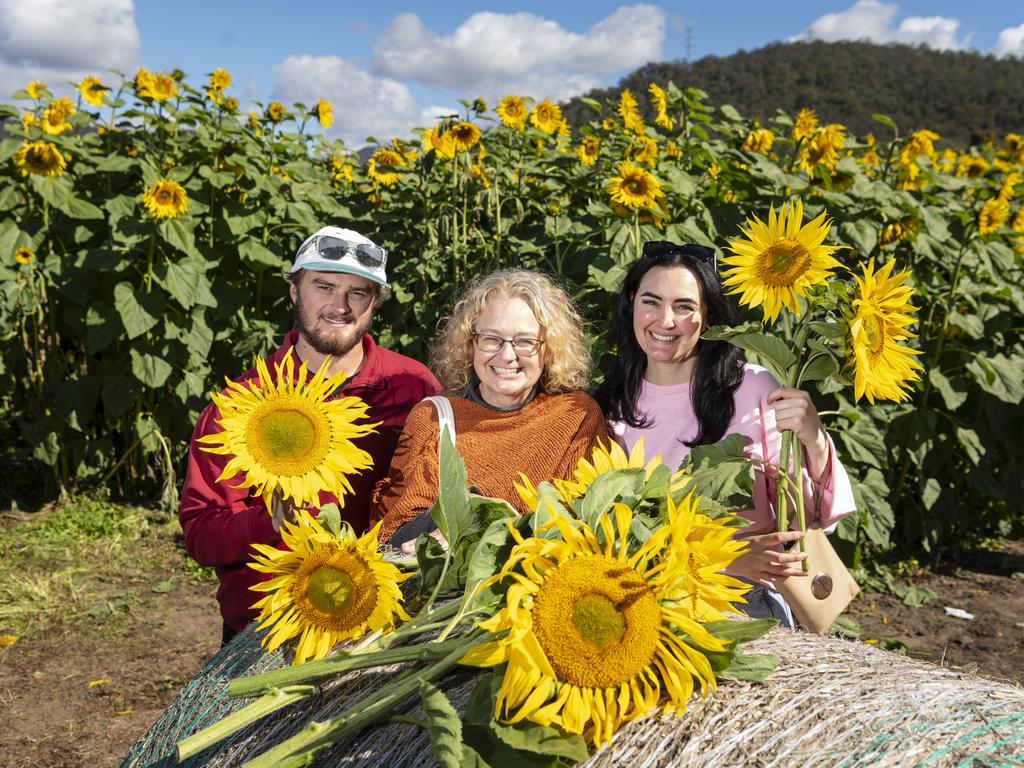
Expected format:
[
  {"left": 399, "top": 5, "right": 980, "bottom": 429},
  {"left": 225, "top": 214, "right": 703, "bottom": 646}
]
[{"left": 594, "top": 243, "right": 745, "bottom": 448}]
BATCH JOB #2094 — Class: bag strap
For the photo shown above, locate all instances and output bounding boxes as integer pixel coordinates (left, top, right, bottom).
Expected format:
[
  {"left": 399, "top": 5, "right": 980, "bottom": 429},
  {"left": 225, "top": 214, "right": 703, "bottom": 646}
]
[{"left": 424, "top": 396, "right": 456, "bottom": 461}]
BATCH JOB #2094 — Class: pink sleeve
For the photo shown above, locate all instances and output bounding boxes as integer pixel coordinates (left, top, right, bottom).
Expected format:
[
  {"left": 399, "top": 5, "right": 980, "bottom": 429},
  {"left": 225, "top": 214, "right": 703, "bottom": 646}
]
[{"left": 179, "top": 404, "right": 281, "bottom": 567}]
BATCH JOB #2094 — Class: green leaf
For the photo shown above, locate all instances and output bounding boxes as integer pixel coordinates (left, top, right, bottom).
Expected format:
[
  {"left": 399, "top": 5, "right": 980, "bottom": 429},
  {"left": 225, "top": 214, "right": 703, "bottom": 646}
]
[
  {"left": 59, "top": 196, "right": 104, "bottom": 220},
  {"left": 94, "top": 155, "right": 136, "bottom": 172},
  {"left": 431, "top": 430, "right": 474, "bottom": 547},
  {"left": 316, "top": 504, "right": 342, "bottom": 537},
  {"left": 159, "top": 259, "right": 208, "bottom": 309},
  {"left": 956, "top": 427, "right": 985, "bottom": 465},
  {"left": 800, "top": 352, "right": 839, "bottom": 384},
  {"left": 239, "top": 238, "right": 286, "bottom": 270},
  {"left": 130, "top": 349, "right": 173, "bottom": 387},
  {"left": 703, "top": 618, "right": 778, "bottom": 644},
  {"left": 30, "top": 175, "right": 72, "bottom": 208},
  {"left": 966, "top": 353, "right": 1024, "bottom": 404},
  {"left": 114, "top": 282, "right": 162, "bottom": 339},
  {"left": 151, "top": 579, "right": 174, "bottom": 593},
  {"left": 719, "top": 650, "right": 778, "bottom": 682},
  {"left": 838, "top": 415, "right": 887, "bottom": 469},
  {"left": 896, "top": 584, "right": 936, "bottom": 606},
  {"left": 717, "top": 331, "right": 796, "bottom": 380},
  {"left": 853, "top": 468, "right": 895, "bottom": 547},
  {"left": 929, "top": 369, "right": 968, "bottom": 410},
  {"left": 102, "top": 375, "right": 137, "bottom": 417},
  {"left": 420, "top": 681, "right": 463, "bottom": 768},
  {"left": 678, "top": 434, "right": 755, "bottom": 515},
  {"left": 160, "top": 217, "right": 199, "bottom": 257},
  {"left": 462, "top": 678, "right": 564, "bottom": 768},
  {"left": 578, "top": 468, "right": 646, "bottom": 531},
  {"left": 86, "top": 304, "right": 121, "bottom": 353},
  {"left": 872, "top": 113, "right": 898, "bottom": 130},
  {"left": 463, "top": 509, "right": 518, "bottom": 613}
]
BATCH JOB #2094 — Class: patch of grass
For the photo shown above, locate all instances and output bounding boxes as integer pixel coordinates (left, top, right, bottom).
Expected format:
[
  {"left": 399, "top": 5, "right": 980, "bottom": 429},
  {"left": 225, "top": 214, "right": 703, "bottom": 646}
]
[{"left": 0, "top": 494, "right": 205, "bottom": 637}]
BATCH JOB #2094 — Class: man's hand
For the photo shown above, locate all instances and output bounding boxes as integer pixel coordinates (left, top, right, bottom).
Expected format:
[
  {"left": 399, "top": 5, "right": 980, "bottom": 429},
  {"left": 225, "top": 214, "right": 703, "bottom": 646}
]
[{"left": 270, "top": 492, "right": 302, "bottom": 533}]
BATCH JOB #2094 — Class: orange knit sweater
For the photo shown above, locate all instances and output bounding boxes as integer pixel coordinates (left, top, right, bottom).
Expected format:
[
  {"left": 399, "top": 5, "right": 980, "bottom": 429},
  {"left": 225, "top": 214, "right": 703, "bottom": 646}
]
[{"left": 370, "top": 391, "right": 608, "bottom": 542}]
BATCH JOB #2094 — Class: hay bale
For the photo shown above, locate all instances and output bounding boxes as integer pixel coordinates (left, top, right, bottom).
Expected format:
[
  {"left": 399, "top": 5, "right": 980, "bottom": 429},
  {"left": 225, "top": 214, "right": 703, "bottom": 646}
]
[{"left": 123, "top": 626, "right": 1024, "bottom": 767}]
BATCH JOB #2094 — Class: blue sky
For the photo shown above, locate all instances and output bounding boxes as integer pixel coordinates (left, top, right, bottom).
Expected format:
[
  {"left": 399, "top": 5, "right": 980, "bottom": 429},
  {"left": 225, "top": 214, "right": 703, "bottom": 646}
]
[{"left": 2, "top": 1, "right": 1022, "bottom": 145}]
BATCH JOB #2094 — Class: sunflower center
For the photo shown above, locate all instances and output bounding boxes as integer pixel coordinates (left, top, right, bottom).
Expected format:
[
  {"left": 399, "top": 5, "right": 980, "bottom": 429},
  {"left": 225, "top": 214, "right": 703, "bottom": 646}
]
[
  {"left": 571, "top": 594, "right": 626, "bottom": 648},
  {"left": 306, "top": 566, "right": 356, "bottom": 615},
  {"left": 861, "top": 311, "right": 886, "bottom": 356},
  {"left": 293, "top": 546, "right": 379, "bottom": 631},
  {"left": 758, "top": 239, "right": 811, "bottom": 286},
  {"left": 531, "top": 555, "right": 661, "bottom": 689},
  {"left": 246, "top": 395, "right": 331, "bottom": 477}
]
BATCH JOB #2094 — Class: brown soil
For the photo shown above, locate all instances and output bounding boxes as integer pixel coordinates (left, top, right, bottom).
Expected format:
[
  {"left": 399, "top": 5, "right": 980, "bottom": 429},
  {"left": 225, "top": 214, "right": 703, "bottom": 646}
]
[{"left": 0, "top": 523, "right": 1021, "bottom": 767}]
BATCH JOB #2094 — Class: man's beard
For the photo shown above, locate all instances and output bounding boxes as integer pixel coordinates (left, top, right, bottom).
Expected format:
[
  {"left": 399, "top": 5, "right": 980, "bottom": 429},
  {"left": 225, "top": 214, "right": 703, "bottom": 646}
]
[{"left": 293, "top": 295, "right": 373, "bottom": 357}]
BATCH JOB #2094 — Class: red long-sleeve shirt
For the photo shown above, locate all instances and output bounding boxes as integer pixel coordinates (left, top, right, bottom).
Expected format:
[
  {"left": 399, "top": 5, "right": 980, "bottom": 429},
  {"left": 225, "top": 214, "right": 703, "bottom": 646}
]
[{"left": 180, "top": 331, "right": 439, "bottom": 630}]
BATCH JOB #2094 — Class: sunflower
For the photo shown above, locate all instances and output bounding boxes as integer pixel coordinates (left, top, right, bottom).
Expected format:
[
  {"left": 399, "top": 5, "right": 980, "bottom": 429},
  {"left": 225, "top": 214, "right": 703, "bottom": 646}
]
[
  {"left": 26, "top": 81, "right": 47, "bottom": 99},
  {"left": 999, "top": 172, "right": 1021, "bottom": 201},
  {"left": 618, "top": 89, "right": 645, "bottom": 135},
  {"left": 798, "top": 124, "right": 845, "bottom": 176},
  {"left": 138, "top": 71, "right": 178, "bottom": 102},
  {"left": 197, "top": 350, "right": 378, "bottom": 510},
  {"left": 461, "top": 500, "right": 743, "bottom": 747},
  {"left": 40, "top": 97, "right": 75, "bottom": 135},
  {"left": 315, "top": 99, "right": 334, "bottom": 129},
  {"left": 266, "top": 101, "right": 287, "bottom": 122},
  {"left": 877, "top": 222, "right": 904, "bottom": 247},
  {"left": 530, "top": 99, "right": 562, "bottom": 135},
  {"left": 978, "top": 197, "right": 1010, "bottom": 234},
  {"left": 423, "top": 124, "right": 456, "bottom": 160},
  {"left": 847, "top": 259, "right": 923, "bottom": 404},
  {"left": 741, "top": 128, "right": 774, "bottom": 155},
  {"left": 449, "top": 121, "right": 481, "bottom": 152},
  {"left": 722, "top": 200, "right": 844, "bottom": 323},
  {"left": 367, "top": 148, "right": 405, "bottom": 187},
  {"left": 143, "top": 179, "right": 189, "bottom": 220},
  {"left": 792, "top": 108, "right": 818, "bottom": 141},
  {"left": 648, "top": 82, "right": 674, "bottom": 130},
  {"left": 249, "top": 512, "right": 409, "bottom": 665},
  {"left": 956, "top": 155, "right": 990, "bottom": 180},
  {"left": 15, "top": 247, "right": 35, "bottom": 265},
  {"left": 14, "top": 140, "right": 67, "bottom": 177},
  {"left": 606, "top": 160, "right": 663, "bottom": 211},
  {"left": 207, "top": 68, "right": 232, "bottom": 102},
  {"left": 575, "top": 135, "right": 601, "bottom": 166},
  {"left": 496, "top": 95, "right": 528, "bottom": 130},
  {"left": 78, "top": 76, "right": 107, "bottom": 107},
  {"left": 629, "top": 136, "right": 659, "bottom": 169},
  {"left": 898, "top": 130, "right": 939, "bottom": 167}
]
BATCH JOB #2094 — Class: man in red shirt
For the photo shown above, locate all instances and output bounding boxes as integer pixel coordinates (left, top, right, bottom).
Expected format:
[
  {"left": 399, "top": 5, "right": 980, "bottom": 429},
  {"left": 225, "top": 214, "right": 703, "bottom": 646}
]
[{"left": 180, "top": 226, "right": 439, "bottom": 643}]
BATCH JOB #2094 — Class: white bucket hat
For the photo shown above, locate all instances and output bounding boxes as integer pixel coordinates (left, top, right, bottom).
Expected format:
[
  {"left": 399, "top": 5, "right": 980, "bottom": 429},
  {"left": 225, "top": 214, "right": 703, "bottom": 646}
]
[{"left": 289, "top": 226, "right": 389, "bottom": 288}]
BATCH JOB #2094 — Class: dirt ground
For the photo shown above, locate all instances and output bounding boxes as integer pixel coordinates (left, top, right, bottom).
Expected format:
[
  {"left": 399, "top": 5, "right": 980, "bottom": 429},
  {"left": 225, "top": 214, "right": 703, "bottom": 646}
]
[{"left": 0, "top": 524, "right": 1021, "bottom": 768}]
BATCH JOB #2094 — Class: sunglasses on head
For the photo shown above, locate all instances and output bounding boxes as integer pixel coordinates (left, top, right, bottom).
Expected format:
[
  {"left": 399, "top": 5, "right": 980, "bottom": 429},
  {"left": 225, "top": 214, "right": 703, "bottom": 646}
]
[
  {"left": 305, "top": 235, "right": 387, "bottom": 269},
  {"left": 642, "top": 240, "right": 717, "bottom": 269}
]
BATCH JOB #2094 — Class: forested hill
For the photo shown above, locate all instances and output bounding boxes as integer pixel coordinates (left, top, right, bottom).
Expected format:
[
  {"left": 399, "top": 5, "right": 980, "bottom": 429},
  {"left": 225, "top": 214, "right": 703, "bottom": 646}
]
[{"left": 563, "top": 41, "right": 1024, "bottom": 147}]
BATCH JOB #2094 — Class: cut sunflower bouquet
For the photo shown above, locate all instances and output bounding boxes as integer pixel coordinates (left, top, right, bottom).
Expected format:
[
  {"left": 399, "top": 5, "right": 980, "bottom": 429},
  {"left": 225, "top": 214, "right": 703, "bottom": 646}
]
[
  {"left": 176, "top": 418, "right": 779, "bottom": 765},
  {"left": 707, "top": 199, "right": 923, "bottom": 602}
]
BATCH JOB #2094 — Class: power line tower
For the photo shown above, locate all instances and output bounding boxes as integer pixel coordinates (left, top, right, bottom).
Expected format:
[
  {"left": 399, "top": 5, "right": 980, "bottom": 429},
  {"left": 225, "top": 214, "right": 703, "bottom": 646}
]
[{"left": 685, "top": 24, "right": 694, "bottom": 62}]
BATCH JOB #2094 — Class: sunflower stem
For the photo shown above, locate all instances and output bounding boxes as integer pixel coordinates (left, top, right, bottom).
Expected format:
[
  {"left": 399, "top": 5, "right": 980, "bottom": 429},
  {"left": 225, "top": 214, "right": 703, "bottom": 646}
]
[
  {"left": 791, "top": 437, "right": 809, "bottom": 568},
  {"left": 227, "top": 635, "right": 467, "bottom": 698},
  {"left": 775, "top": 432, "right": 792, "bottom": 534},
  {"left": 176, "top": 685, "right": 316, "bottom": 761},
  {"left": 238, "top": 636, "right": 476, "bottom": 768}
]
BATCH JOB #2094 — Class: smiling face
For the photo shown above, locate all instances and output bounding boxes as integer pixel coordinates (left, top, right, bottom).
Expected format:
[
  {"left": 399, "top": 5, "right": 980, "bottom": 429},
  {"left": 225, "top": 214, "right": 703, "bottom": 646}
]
[
  {"left": 631, "top": 265, "right": 706, "bottom": 385},
  {"left": 472, "top": 294, "right": 546, "bottom": 408},
  {"left": 290, "top": 270, "right": 377, "bottom": 357}
]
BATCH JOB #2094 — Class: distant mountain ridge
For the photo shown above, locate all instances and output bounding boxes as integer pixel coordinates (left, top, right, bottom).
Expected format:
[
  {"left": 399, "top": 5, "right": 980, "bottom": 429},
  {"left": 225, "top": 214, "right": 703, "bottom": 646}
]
[{"left": 563, "top": 41, "right": 1024, "bottom": 147}]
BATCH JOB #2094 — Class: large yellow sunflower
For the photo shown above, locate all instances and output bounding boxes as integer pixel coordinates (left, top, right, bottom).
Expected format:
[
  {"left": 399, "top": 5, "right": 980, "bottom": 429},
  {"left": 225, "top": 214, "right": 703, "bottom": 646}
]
[
  {"left": 461, "top": 500, "right": 744, "bottom": 747},
  {"left": 530, "top": 99, "right": 562, "bottom": 135},
  {"left": 618, "top": 89, "right": 645, "bottom": 134},
  {"left": 40, "top": 97, "right": 75, "bottom": 135},
  {"left": 606, "top": 160, "right": 663, "bottom": 211},
  {"left": 367, "top": 148, "right": 406, "bottom": 186},
  {"left": 316, "top": 98, "right": 334, "bottom": 129},
  {"left": 26, "top": 81, "right": 47, "bottom": 99},
  {"left": 978, "top": 197, "right": 1010, "bottom": 234},
  {"left": 648, "top": 82, "right": 674, "bottom": 130},
  {"left": 137, "top": 70, "right": 178, "bottom": 102},
  {"left": 197, "top": 350, "right": 379, "bottom": 510},
  {"left": 207, "top": 68, "right": 232, "bottom": 102},
  {"left": 249, "top": 512, "right": 409, "bottom": 665},
  {"left": 78, "top": 76, "right": 108, "bottom": 107},
  {"left": 495, "top": 95, "right": 528, "bottom": 130},
  {"left": 142, "top": 179, "right": 189, "bottom": 220},
  {"left": 721, "top": 199, "right": 844, "bottom": 323},
  {"left": 847, "top": 259, "right": 923, "bottom": 404},
  {"left": 575, "top": 134, "right": 601, "bottom": 166},
  {"left": 449, "top": 120, "right": 481, "bottom": 152},
  {"left": 14, "top": 141, "right": 67, "bottom": 177},
  {"left": 792, "top": 108, "right": 818, "bottom": 141},
  {"left": 741, "top": 128, "right": 774, "bottom": 155}
]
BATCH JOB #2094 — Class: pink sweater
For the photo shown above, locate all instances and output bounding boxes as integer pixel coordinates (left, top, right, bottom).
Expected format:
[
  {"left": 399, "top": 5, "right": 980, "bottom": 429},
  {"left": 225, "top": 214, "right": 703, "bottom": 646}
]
[{"left": 609, "top": 364, "right": 856, "bottom": 537}]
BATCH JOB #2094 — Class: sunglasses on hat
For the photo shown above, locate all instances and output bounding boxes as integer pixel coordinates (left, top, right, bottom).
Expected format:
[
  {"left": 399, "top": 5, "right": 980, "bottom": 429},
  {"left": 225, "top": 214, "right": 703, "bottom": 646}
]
[{"left": 642, "top": 240, "right": 717, "bottom": 269}]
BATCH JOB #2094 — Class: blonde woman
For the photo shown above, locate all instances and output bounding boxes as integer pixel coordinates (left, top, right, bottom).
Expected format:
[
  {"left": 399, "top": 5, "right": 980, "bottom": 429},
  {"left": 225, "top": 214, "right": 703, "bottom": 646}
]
[{"left": 371, "top": 269, "right": 607, "bottom": 546}]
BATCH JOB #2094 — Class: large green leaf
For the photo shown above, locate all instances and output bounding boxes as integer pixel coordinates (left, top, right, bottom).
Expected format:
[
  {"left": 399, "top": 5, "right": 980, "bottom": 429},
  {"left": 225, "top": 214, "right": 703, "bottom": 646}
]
[
  {"left": 420, "top": 681, "right": 463, "bottom": 768},
  {"left": 238, "top": 238, "right": 285, "bottom": 269},
  {"left": 578, "top": 468, "right": 646, "bottom": 531},
  {"left": 160, "top": 217, "right": 199, "bottom": 257},
  {"left": 679, "top": 433, "right": 755, "bottom": 516},
  {"left": 929, "top": 369, "right": 968, "bottom": 410},
  {"left": 114, "top": 282, "right": 162, "bottom": 339},
  {"left": 966, "top": 353, "right": 1024, "bottom": 404},
  {"left": 431, "top": 429, "right": 473, "bottom": 546},
  {"left": 130, "top": 349, "right": 174, "bottom": 388}
]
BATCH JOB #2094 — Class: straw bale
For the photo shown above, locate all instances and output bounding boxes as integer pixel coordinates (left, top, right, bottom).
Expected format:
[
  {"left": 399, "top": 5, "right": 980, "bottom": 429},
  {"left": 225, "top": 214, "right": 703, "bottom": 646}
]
[{"left": 123, "top": 625, "right": 1024, "bottom": 768}]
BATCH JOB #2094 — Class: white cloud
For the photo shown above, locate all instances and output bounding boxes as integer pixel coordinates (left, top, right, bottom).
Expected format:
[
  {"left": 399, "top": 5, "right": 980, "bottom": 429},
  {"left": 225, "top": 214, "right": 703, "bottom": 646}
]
[
  {"left": 270, "top": 54, "right": 419, "bottom": 146},
  {"left": 794, "top": 0, "right": 970, "bottom": 51},
  {"left": 0, "top": 0, "right": 140, "bottom": 97},
  {"left": 991, "top": 23, "right": 1024, "bottom": 58},
  {"left": 372, "top": 5, "right": 665, "bottom": 102}
]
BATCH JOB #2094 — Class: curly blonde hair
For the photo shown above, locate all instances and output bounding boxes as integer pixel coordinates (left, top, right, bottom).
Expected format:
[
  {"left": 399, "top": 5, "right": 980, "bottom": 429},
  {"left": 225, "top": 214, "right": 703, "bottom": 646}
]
[{"left": 430, "top": 269, "right": 592, "bottom": 396}]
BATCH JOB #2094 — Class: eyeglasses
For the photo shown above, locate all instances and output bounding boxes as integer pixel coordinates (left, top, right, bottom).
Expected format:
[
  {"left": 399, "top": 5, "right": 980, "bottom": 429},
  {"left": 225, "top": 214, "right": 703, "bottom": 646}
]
[
  {"left": 301, "top": 235, "right": 387, "bottom": 269},
  {"left": 472, "top": 333, "right": 545, "bottom": 356},
  {"left": 642, "top": 240, "right": 717, "bottom": 270}
]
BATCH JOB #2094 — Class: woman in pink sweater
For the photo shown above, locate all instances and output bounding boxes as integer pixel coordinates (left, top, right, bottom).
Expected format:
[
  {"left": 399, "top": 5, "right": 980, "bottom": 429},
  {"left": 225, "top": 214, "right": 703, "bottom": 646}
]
[{"left": 594, "top": 241, "right": 856, "bottom": 627}]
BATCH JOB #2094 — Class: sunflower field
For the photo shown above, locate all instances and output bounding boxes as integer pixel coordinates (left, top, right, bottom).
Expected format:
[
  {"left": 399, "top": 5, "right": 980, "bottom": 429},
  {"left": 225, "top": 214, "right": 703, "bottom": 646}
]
[{"left": 1, "top": 70, "right": 1022, "bottom": 561}]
